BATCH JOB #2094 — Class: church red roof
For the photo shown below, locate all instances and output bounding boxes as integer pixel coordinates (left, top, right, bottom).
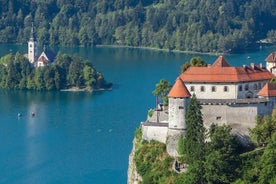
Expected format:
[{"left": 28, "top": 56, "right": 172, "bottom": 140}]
[
  {"left": 258, "top": 83, "right": 276, "bottom": 97},
  {"left": 180, "top": 56, "right": 274, "bottom": 83},
  {"left": 265, "top": 52, "right": 276, "bottom": 62},
  {"left": 168, "top": 77, "right": 191, "bottom": 98}
]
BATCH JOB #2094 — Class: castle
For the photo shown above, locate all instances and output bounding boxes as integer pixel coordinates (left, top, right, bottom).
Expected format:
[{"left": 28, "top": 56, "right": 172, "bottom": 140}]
[
  {"left": 142, "top": 53, "right": 276, "bottom": 156},
  {"left": 26, "top": 24, "right": 56, "bottom": 67}
]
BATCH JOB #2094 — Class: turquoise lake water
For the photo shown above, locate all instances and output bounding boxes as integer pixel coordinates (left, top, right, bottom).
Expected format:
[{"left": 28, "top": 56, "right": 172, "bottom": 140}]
[{"left": 0, "top": 45, "right": 275, "bottom": 183}]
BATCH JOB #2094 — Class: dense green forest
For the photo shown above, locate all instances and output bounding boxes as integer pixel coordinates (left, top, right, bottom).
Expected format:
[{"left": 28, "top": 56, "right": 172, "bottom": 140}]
[
  {"left": 133, "top": 96, "right": 276, "bottom": 184},
  {"left": 0, "top": 53, "right": 112, "bottom": 90},
  {"left": 0, "top": 0, "right": 275, "bottom": 53}
]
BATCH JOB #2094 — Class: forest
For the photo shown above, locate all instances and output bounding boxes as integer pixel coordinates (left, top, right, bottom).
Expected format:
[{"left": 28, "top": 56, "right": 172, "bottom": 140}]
[
  {"left": 0, "top": 0, "right": 275, "bottom": 53},
  {"left": 0, "top": 53, "right": 112, "bottom": 91}
]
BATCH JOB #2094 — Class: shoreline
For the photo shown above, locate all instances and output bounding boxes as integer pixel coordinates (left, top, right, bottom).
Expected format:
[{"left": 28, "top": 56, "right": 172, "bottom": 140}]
[
  {"left": 60, "top": 86, "right": 112, "bottom": 92},
  {"left": 95, "top": 44, "right": 224, "bottom": 56}
]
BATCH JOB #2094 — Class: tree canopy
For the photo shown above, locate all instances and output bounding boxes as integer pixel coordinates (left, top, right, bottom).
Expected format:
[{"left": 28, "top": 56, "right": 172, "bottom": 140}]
[
  {"left": 0, "top": 0, "right": 275, "bottom": 53},
  {"left": 152, "top": 79, "right": 172, "bottom": 106},
  {"left": 0, "top": 53, "right": 112, "bottom": 91}
]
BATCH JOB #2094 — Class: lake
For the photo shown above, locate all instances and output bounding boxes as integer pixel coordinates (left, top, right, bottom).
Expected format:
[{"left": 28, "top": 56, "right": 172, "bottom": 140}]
[{"left": 0, "top": 45, "right": 275, "bottom": 183}]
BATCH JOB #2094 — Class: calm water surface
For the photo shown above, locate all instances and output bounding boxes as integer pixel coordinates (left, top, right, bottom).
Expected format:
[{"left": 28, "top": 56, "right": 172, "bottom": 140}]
[{"left": 0, "top": 45, "right": 275, "bottom": 183}]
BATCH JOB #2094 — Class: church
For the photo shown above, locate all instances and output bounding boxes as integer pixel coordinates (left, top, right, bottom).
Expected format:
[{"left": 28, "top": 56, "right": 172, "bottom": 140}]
[
  {"left": 142, "top": 53, "right": 276, "bottom": 156},
  {"left": 26, "top": 24, "right": 56, "bottom": 67}
]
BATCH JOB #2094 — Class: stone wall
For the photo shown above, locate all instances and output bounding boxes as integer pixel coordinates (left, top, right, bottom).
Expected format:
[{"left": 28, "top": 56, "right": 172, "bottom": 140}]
[
  {"left": 142, "top": 124, "right": 168, "bottom": 143},
  {"left": 168, "top": 98, "right": 188, "bottom": 130},
  {"left": 201, "top": 101, "right": 274, "bottom": 135}
]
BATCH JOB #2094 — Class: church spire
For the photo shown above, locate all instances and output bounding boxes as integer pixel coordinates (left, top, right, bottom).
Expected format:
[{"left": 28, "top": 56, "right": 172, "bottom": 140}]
[{"left": 28, "top": 22, "right": 38, "bottom": 64}]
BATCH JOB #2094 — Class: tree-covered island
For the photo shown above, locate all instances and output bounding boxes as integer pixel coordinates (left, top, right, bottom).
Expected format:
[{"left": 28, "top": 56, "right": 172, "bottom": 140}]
[{"left": 0, "top": 52, "right": 112, "bottom": 91}]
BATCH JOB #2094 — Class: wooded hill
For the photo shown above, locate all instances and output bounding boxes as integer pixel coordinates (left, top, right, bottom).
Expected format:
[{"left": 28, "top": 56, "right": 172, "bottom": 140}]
[{"left": 0, "top": 0, "right": 275, "bottom": 53}]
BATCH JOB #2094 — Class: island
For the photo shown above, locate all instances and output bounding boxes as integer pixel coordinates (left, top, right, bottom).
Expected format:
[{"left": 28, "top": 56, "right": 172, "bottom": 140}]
[{"left": 0, "top": 52, "right": 112, "bottom": 91}]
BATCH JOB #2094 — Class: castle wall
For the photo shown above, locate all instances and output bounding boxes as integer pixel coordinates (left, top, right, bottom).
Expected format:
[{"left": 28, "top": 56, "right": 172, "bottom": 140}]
[
  {"left": 167, "top": 129, "right": 185, "bottom": 157},
  {"left": 201, "top": 101, "right": 274, "bottom": 135},
  {"left": 168, "top": 98, "right": 188, "bottom": 130},
  {"left": 142, "top": 124, "right": 168, "bottom": 143},
  {"left": 185, "top": 81, "right": 268, "bottom": 100}
]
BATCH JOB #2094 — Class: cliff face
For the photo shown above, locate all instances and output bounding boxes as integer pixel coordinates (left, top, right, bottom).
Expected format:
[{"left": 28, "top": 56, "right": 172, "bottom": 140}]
[{"left": 127, "top": 138, "right": 142, "bottom": 184}]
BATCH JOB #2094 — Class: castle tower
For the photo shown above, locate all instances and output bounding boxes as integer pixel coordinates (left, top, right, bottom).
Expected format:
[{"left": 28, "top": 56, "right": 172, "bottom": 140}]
[
  {"left": 28, "top": 23, "right": 38, "bottom": 64},
  {"left": 166, "top": 77, "right": 191, "bottom": 157},
  {"left": 265, "top": 52, "right": 276, "bottom": 76}
]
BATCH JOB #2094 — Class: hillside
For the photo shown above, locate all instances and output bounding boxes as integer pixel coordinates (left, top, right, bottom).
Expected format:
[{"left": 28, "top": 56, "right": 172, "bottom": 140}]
[{"left": 0, "top": 0, "right": 275, "bottom": 53}]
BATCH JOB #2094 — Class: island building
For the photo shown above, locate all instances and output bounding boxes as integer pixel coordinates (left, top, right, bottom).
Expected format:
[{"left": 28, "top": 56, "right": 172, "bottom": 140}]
[
  {"left": 141, "top": 54, "right": 276, "bottom": 157},
  {"left": 26, "top": 23, "right": 56, "bottom": 67}
]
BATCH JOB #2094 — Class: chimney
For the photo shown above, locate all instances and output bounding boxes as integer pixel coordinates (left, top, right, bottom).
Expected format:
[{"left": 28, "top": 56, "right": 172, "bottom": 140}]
[
  {"left": 259, "top": 63, "right": 263, "bottom": 68},
  {"left": 250, "top": 63, "right": 255, "bottom": 69},
  {"left": 243, "top": 64, "right": 246, "bottom": 68},
  {"left": 208, "top": 64, "right": 211, "bottom": 67}
]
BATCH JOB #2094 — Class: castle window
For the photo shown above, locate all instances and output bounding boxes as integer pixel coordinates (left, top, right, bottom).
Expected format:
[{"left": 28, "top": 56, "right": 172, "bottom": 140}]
[
  {"left": 245, "top": 84, "right": 249, "bottom": 91},
  {"left": 258, "top": 83, "right": 261, "bottom": 89},
  {"left": 200, "top": 86, "right": 205, "bottom": 92},
  {"left": 190, "top": 86, "right": 194, "bottom": 92},
  {"left": 239, "top": 85, "right": 242, "bottom": 91},
  {"left": 211, "top": 86, "right": 216, "bottom": 92},
  {"left": 216, "top": 116, "right": 222, "bottom": 120},
  {"left": 179, "top": 106, "right": 184, "bottom": 109},
  {"left": 253, "top": 84, "right": 257, "bottom": 90},
  {"left": 223, "top": 86, "right": 229, "bottom": 92},
  {"left": 30, "top": 44, "right": 32, "bottom": 47}
]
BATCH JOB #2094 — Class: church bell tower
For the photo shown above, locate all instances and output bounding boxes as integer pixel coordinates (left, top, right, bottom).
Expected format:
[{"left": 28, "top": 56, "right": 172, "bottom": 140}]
[{"left": 28, "top": 22, "right": 38, "bottom": 64}]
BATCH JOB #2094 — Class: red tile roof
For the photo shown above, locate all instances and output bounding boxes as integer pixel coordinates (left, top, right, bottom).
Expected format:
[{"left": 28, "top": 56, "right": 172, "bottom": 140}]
[
  {"left": 180, "top": 56, "right": 274, "bottom": 83},
  {"left": 37, "top": 56, "right": 49, "bottom": 64},
  {"left": 168, "top": 77, "right": 191, "bottom": 98},
  {"left": 212, "top": 56, "right": 231, "bottom": 67},
  {"left": 265, "top": 52, "right": 276, "bottom": 62},
  {"left": 258, "top": 83, "right": 276, "bottom": 97}
]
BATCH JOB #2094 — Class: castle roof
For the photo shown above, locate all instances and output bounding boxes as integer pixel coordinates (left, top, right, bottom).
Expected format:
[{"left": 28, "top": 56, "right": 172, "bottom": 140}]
[
  {"left": 180, "top": 56, "right": 274, "bottom": 83},
  {"left": 212, "top": 56, "right": 231, "bottom": 67},
  {"left": 266, "top": 52, "right": 276, "bottom": 62},
  {"left": 168, "top": 77, "right": 191, "bottom": 98},
  {"left": 258, "top": 83, "right": 276, "bottom": 97}
]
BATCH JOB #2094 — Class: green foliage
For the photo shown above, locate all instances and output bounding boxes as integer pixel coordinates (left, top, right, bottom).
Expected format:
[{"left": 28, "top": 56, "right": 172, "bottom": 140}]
[
  {"left": 258, "top": 132, "right": 276, "bottom": 183},
  {"left": 0, "top": 1, "right": 274, "bottom": 53},
  {"left": 204, "top": 124, "right": 241, "bottom": 183},
  {"left": 148, "top": 109, "right": 154, "bottom": 118},
  {"left": 183, "top": 94, "right": 205, "bottom": 164},
  {"left": 250, "top": 109, "right": 276, "bottom": 146},
  {"left": 134, "top": 139, "right": 175, "bottom": 184},
  {"left": 177, "top": 135, "right": 185, "bottom": 156},
  {"left": 0, "top": 53, "right": 112, "bottom": 91},
  {"left": 152, "top": 79, "right": 171, "bottom": 106},
  {"left": 180, "top": 57, "right": 208, "bottom": 73},
  {"left": 135, "top": 126, "right": 142, "bottom": 142}
]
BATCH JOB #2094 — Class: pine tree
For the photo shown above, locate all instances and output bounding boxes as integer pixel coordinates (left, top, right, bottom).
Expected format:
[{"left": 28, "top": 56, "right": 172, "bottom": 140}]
[{"left": 183, "top": 94, "right": 205, "bottom": 164}]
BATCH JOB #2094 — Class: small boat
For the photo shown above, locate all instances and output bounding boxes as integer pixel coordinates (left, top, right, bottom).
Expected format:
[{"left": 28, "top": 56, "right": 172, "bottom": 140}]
[
  {"left": 31, "top": 112, "right": 35, "bottom": 117},
  {"left": 18, "top": 113, "right": 22, "bottom": 117}
]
